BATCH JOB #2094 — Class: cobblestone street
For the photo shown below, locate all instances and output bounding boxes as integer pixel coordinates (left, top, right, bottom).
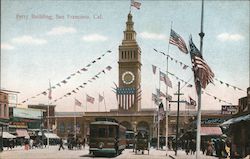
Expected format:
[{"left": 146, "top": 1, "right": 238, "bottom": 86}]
[{"left": 0, "top": 146, "right": 219, "bottom": 159}]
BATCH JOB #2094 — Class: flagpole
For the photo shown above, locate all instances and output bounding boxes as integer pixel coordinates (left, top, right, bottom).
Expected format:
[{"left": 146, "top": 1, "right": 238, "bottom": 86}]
[
  {"left": 85, "top": 94, "right": 87, "bottom": 112},
  {"left": 165, "top": 21, "right": 173, "bottom": 156},
  {"left": 98, "top": 94, "right": 100, "bottom": 112},
  {"left": 47, "top": 80, "right": 51, "bottom": 148},
  {"left": 196, "top": 0, "right": 205, "bottom": 158},
  {"left": 103, "top": 92, "right": 108, "bottom": 121},
  {"left": 74, "top": 98, "right": 77, "bottom": 139},
  {"left": 157, "top": 68, "right": 161, "bottom": 150}
]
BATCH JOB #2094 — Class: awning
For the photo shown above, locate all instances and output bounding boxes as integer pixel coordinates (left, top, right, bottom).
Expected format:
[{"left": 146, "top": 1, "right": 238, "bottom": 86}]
[
  {"left": 2, "top": 132, "right": 16, "bottom": 138},
  {"left": 44, "top": 133, "right": 60, "bottom": 139},
  {"left": 220, "top": 114, "right": 250, "bottom": 126},
  {"left": 16, "top": 129, "right": 30, "bottom": 138},
  {"left": 201, "top": 127, "right": 222, "bottom": 136}
]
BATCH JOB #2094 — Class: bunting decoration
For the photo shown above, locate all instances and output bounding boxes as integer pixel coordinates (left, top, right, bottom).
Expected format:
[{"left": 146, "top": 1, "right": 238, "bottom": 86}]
[
  {"left": 50, "top": 65, "right": 113, "bottom": 103},
  {"left": 117, "top": 87, "right": 136, "bottom": 110},
  {"left": 20, "top": 50, "right": 112, "bottom": 103},
  {"left": 153, "top": 48, "right": 245, "bottom": 92}
]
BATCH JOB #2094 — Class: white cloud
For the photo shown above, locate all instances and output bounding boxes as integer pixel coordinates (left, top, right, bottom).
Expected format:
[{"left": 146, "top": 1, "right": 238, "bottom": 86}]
[
  {"left": 217, "top": 33, "right": 244, "bottom": 42},
  {"left": 12, "top": 35, "right": 47, "bottom": 45},
  {"left": 82, "top": 34, "right": 108, "bottom": 42},
  {"left": 139, "top": 32, "right": 167, "bottom": 40},
  {"left": 47, "top": 26, "right": 76, "bottom": 35},
  {"left": 1, "top": 43, "right": 14, "bottom": 50}
]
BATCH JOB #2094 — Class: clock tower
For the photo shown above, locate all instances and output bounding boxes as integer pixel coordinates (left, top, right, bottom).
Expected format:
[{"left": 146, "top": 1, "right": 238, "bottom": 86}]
[{"left": 117, "top": 13, "right": 141, "bottom": 112}]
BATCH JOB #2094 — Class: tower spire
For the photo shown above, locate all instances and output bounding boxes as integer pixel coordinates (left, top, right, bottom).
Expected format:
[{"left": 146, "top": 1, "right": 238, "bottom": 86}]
[{"left": 122, "top": 13, "right": 137, "bottom": 43}]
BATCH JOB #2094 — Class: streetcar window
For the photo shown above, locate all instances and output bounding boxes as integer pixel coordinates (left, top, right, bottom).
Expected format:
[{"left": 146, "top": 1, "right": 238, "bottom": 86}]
[
  {"left": 90, "top": 127, "right": 98, "bottom": 137},
  {"left": 108, "top": 126, "right": 114, "bottom": 137},
  {"left": 98, "top": 127, "right": 107, "bottom": 137}
]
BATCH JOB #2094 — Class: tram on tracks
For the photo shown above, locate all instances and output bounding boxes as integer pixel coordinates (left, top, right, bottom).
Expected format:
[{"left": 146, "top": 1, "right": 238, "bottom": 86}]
[{"left": 89, "top": 119, "right": 126, "bottom": 156}]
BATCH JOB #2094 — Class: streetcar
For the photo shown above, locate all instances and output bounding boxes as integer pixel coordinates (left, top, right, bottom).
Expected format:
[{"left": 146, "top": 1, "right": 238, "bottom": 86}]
[
  {"left": 89, "top": 119, "right": 126, "bottom": 156},
  {"left": 125, "top": 130, "right": 135, "bottom": 148}
]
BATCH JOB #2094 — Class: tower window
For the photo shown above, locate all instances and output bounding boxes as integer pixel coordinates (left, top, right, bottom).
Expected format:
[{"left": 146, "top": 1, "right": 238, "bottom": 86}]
[
  {"left": 130, "top": 51, "right": 132, "bottom": 59},
  {"left": 122, "top": 51, "right": 124, "bottom": 59}
]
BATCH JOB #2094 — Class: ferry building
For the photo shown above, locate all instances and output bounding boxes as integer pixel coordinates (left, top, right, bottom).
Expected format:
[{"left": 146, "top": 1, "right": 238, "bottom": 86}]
[{"left": 55, "top": 13, "right": 229, "bottom": 140}]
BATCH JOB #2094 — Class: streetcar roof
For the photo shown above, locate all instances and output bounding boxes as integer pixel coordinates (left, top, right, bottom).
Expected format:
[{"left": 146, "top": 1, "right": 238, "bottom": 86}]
[{"left": 90, "top": 121, "right": 119, "bottom": 126}]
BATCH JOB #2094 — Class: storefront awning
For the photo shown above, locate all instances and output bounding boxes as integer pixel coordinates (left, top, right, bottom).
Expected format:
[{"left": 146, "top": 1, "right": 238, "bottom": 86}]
[
  {"left": 16, "top": 129, "right": 30, "bottom": 138},
  {"left": 201, "top": 127, "right": 222, "bottom": 136},
  {"left": 2, "top": 132, "right": 16, "bottom": 138},
  {"left": 221, "top": 114, "right": 250, "bottom": 126},
  {"left": 44, "top": 133, "right": 60, "bottom": 139}
]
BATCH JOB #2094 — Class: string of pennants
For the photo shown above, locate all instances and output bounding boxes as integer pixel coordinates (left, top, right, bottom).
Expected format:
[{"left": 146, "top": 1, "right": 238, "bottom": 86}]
[
  {"left": 21, "top": 50, "right": 112, "bottom": 103},
  {"left": 153, "top": 65, "right": 233, "bottom": 105},
  {"left": 52, "top": 65, "right": 112, "bottom": 103},
  {"left": 153, "top": 48, "right": 245, "bottom": 92}
]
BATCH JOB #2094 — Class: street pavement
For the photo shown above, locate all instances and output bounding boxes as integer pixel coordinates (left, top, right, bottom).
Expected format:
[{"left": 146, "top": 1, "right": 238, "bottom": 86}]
[{"left": 0, "top": 145, "right": 218, "bottom": 159}]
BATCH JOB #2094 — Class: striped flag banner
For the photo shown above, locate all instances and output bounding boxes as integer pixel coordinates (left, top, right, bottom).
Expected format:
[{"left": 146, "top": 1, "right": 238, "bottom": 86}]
[
  {"left": 86, "top": 94, "right": 95, "bottom": 104},
  {"left": 75, "top": 98, "right": 82, "bottom": 107},
  {"left": 189, "top": 35, "right": 214, "bottom": 90},
  {"left": 131, "top": 0, "right": 141, "bottom": 9},
  {"left": 116, "top": 87, "right": 136, "bottom": 110},
  {"left": 169, "top": 29, "right": 188, "bottom": 54}
]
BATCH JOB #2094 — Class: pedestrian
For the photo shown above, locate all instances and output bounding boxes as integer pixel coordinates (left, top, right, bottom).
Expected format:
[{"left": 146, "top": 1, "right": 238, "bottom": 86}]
[
  {"left": 29, "top": 139, "right": 33, "bottom": 149},
  {"left": 83, "top": 138, "right": 86, "bottom": 149},
  {"left": 206, "top": 140, "right": 213, "bottom": 156},
  {"left": 185, "top": 140, "right": 190, "bottom": 155},
  {"left": 24, "top": 139, "right": 29, "bottom": 150},
  {"left": 58, "top": 138, "right": 64, "bottom": 151}
]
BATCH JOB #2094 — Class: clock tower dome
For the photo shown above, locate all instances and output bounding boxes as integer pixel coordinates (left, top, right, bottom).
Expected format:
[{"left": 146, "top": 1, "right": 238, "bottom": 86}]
[{"left": 117, "top": 13, "right": 141, "bottom": 112}]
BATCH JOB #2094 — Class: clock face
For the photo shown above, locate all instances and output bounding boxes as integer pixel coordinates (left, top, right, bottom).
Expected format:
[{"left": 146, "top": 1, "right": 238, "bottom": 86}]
[{"left": 122, "top": 71, "right": 135, "bottom": 85}]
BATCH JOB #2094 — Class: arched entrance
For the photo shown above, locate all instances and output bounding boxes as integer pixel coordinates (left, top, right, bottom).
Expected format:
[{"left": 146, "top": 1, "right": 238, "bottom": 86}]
[
  {"left": 120, "top": 121, "right": 132, "bottom": 130},
  {"left": 137, "top": 121, "right": 150, "bottom": 132}
]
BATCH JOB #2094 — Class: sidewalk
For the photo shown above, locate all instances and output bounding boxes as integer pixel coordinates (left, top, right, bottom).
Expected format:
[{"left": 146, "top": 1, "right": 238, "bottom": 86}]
[{"left": 167, "top": 150, "right": 217, "bottom": 159}]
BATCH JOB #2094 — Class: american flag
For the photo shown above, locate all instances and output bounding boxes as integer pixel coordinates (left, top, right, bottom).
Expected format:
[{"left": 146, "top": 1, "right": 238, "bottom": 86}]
[
  {"left": 75, "top": 98, "right": 82, "bottom": 107},
  {"left": 156, "top": 89, "right": 166, "bottom": 98},
  {"left": 160, "top": 71, "right": 172, "bottom": 88},
  {"left": 189, "top": 36, "right": 214, "bottom": 90},
  {"left": 152, "top": 93, "right": 162, "bottom": 105},
  {"left": 116, "top": 87, "right": 136, "bottom": 110},
  {"left": 131, "top": 0, "right": 141, "bottom": 10},
  {"left": 169, "top": 29, "right": 188, "bottom": 54},
  {"left": 86, "top": 94, "right": 95, "bottom": 104}
]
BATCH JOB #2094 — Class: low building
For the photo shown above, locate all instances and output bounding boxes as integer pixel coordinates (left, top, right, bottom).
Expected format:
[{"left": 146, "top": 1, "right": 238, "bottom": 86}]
[{"left": 221, "top": 87, "right": 250, "bottom": 158}]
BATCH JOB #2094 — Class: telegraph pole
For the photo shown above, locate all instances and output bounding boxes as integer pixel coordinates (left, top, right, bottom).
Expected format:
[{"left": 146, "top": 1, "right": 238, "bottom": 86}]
[{"left": 169, "top": 81, "right": 184, "bottom": 156}]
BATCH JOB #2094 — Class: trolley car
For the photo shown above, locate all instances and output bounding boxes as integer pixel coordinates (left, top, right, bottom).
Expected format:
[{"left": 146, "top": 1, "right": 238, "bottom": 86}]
[
  {"left": 125, "top": 130, "right": 135, "bottom": 148},
  {"left": 89, "top": 120, "right": 126, "bottom": 156}
]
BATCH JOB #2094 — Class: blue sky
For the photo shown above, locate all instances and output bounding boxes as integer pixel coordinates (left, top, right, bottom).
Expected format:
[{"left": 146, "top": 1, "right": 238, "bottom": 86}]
[{"left": 1, "top": 0, "right": 249, "bottom": 112}]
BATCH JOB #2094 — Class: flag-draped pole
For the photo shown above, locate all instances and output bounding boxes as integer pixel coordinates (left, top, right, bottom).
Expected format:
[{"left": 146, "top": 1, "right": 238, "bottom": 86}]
[
  {"left": 165, "top": 21, "right": 173, "bottom": 156},
  {"left": 47, "top": 80, "right": 52, "bottom": 148},
  {"left": 157, "top": 68, "right": 161, "bottom": 150},
  {"left": 196, "top": 0, "right": 205, "bottom": 158}
]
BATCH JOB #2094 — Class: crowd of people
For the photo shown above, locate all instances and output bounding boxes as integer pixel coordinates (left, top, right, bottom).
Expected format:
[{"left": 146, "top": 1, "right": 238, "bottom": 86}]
[{"left": 182, "top": 136, "right": 231, "bottom": 158}]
